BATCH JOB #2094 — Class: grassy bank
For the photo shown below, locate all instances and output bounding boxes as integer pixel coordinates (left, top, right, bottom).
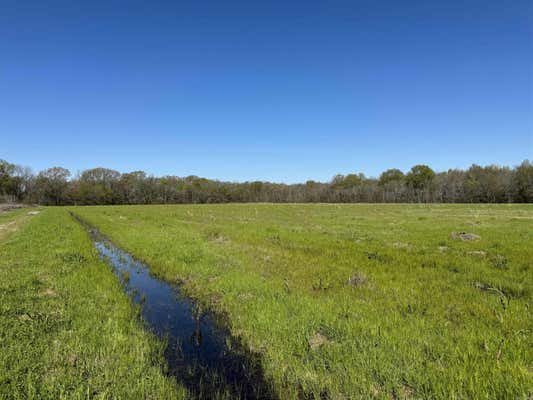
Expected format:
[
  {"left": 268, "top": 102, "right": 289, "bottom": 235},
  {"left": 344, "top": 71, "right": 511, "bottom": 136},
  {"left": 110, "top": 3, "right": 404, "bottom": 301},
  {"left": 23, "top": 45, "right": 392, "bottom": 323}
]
[
  {"left": 73, "top": 204, "right": 533, "bottom": 399},
  {"left": 0, "top": 208, "right": 185, "bottom": 399}
]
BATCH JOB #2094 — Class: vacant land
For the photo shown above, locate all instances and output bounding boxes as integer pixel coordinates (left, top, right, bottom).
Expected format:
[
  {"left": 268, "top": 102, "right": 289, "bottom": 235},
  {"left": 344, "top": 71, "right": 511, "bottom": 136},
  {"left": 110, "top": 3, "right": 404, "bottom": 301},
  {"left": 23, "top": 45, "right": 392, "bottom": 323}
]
[
  {"left": 0, "top": 206, "right": 34, "bottom": 240},
  {"left": 1, "top": 204, "right": 531, "bottom": 399},
  {"left": 67, "top": 204, "right": 532, "bottom": 399},
  {"left": 0, "top": 208, "right": 185, "bottom": 398}
]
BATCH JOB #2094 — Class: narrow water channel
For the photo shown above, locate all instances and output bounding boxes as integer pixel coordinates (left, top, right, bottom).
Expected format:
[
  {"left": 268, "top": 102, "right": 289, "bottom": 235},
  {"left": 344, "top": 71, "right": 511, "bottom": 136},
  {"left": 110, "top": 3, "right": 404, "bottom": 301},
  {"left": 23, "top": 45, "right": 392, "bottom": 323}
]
[{"left": 73, "top": 214, "right": 276, "bottom": 399}]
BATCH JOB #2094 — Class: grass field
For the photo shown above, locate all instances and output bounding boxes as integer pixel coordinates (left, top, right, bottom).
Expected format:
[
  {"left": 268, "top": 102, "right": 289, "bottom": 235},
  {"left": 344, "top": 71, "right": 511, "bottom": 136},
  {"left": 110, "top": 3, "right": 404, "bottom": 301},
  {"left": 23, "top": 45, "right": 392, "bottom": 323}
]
[
  {"left": 0, "top": 208, "right": 185, "bottom": 399},
  {"left": 70, "top": 204, "right": 532, "bottom": 399},
  {"left": 1, "top": 204, "right": 532, "bottom": 399}
]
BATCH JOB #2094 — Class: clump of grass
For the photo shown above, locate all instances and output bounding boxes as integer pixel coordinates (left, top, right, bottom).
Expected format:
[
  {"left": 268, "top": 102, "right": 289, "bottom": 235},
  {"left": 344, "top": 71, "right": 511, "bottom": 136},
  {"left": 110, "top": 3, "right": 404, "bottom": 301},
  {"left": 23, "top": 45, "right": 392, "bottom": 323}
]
[
  {"left": 206, "top": 230, "right": 228, "bottom": 243},
  {"left": 490, "top": 254, "right": 508, "bottom": 270},
  {"left": 364, "top": 251, "right": 390, "bottom": 263},
  {"left": 420, "top": 260, "right": 438, "bottom": 269},
  {"left": 121, "top": 270, "right": 131, "bottom": 283},
  {"left": 311, "top": 277, "right": 334, "bottom": 292},
  {"left": 60, "top": 251, "right": 87, "bottom": 264}
]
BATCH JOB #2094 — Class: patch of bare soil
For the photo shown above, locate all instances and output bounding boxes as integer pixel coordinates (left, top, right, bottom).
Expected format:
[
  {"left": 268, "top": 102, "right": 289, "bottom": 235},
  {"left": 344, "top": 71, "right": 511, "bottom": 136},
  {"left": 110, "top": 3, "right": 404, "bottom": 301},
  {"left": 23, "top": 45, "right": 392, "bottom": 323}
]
[
  {"left": 41, "top": 288, "right": 57, "bottom": 297},
  {"left": 0, "top": 203, "right": 26, "bottom": 213},
  {"left": 0, "top": 221, "right": 18, "bottom": 239},
  {"left": 347, "top": 273, "right": 367, "bottom": 287},
  {"left": 0, "top": 216, "right": 28, "bottom": 239},
  {"left": 308, "top": 332, "right": 331, "bottom": 350},
  {"left": 451, "top": 232, "right": 481, "bottom": 241},
  {"left": 391, "top": 242, "right": 410, "bottom": 248},
  {"left": 0, "top": 221, "right": 16, "bottom": 230},
  {"left": 467, "top": 250, "right": 487, "bottom": 257}
]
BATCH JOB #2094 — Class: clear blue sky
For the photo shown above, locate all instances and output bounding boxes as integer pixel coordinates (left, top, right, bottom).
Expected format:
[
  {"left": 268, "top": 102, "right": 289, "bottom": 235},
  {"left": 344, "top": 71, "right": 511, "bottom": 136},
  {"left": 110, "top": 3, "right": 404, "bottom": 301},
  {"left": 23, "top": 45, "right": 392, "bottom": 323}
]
[{"left": 2, "top": 0, "right": 532, "bottom": 183}]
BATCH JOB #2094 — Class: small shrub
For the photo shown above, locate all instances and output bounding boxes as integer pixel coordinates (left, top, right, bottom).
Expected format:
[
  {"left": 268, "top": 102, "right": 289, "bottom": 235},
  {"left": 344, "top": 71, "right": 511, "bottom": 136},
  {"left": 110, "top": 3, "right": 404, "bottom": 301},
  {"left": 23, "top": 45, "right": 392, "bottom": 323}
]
[
  {"left": 312, "top": 277, "right": 334, "bottom": 291},
  {"left": 365, "top": 252, "right": 390, "bottom": 263},
  {"left": 60, "top": 252, "right": 87, "bottom": 264}
]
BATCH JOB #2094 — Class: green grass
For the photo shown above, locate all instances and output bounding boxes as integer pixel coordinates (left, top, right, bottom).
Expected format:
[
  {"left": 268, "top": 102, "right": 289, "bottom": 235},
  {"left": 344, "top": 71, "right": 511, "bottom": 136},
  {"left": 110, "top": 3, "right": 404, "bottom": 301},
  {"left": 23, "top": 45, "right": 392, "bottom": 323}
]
[
  {"left": 0, "top": 207, "right": 38, "bottom": 239},
  {"left": 71, "top": 204, "right": 533, "bottom": 399},
  {"left": 0, "top": 208, "right": 185, "bottom": 399},
  {"left": 2, "top": 205, "right": 531, "bottom": 399},
  {"left": 0, "top": 207, "right": 31, "bottom": 223}
]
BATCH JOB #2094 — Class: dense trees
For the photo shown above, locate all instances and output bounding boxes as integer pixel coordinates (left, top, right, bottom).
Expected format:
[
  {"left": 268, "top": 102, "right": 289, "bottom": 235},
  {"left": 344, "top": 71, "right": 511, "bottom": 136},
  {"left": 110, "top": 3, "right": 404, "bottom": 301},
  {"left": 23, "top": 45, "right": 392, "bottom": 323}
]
[
  {"left": 1, "top": 160, "right": 34, "bottom": 203},
  {"left": 512, "top": 161, "right": 533, "bottom": 202},
  {"left": 0, "top": 160, "right": 18, "bottom": 201},
  {"left": 1, "top": 159, "right": 531, "bottom": 205},
  {"left": 33, "top": 167, "right": 71, "bottom": 206},
  {"left": 378, "top": 169, "right": 404, "bottom": 186}
]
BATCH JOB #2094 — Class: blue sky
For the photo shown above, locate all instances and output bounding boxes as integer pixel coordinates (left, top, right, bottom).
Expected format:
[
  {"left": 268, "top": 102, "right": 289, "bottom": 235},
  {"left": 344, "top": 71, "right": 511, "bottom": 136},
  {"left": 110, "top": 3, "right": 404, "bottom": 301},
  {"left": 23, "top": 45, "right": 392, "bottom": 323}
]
[{"left": 1, "top": 0, "right": 532, "bottom": 183}]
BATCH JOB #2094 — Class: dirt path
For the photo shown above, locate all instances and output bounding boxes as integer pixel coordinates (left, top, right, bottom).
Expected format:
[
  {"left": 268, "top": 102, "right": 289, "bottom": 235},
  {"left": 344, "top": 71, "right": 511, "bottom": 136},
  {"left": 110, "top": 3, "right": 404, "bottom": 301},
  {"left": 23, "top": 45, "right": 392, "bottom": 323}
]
[
  {"left": 0, "top": 203, "right": 26, "bottom": 214},
  {"left": 0, "top": 209, "right": 39, "bottom": 240},
  {"left": 0, "top": 218, "right": 26, "bottom": 240}
]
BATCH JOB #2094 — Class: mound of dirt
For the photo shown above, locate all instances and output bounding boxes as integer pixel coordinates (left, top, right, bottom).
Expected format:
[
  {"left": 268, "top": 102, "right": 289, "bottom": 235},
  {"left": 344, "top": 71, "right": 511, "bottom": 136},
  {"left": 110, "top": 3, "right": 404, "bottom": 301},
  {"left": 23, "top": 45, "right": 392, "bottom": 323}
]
[
  {"left": 308, "top": 332, "right": 330, "bottom": 350},
  {"left": 347, "top": 273, "right": 367, "bottom": 287},
  {"left": 451, "top": 232, "right": 481, "bottom": 241},
  {"left": 391, "top": 242, "right": 409, "bottom": 248}
]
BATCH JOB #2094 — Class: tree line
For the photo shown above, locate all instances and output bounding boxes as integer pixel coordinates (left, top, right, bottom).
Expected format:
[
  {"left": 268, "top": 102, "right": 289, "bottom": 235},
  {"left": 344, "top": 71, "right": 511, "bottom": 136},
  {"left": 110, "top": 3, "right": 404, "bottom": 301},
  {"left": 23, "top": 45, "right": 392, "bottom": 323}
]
[{"left": 1, "top": 159, "right": 532, "bottom": 205}]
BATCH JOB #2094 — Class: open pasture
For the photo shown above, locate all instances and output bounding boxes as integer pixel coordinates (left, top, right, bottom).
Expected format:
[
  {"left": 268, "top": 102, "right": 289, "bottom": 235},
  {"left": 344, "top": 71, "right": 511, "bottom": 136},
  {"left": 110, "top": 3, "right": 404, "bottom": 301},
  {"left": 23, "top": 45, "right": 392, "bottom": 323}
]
[
  {"left": 0, "top": 204, "right": 531, "bottom": 399},
  {"left": 70, "top": 204, "right": 532, "bottom": 399}
]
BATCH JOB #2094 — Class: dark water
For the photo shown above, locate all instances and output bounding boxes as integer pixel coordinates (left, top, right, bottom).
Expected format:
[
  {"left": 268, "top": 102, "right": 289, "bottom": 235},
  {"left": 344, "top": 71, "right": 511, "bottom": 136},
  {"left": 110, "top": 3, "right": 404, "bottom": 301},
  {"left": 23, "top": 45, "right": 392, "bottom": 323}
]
[{"left": 74, "top": 215, "right": 276, "bottom": 399}]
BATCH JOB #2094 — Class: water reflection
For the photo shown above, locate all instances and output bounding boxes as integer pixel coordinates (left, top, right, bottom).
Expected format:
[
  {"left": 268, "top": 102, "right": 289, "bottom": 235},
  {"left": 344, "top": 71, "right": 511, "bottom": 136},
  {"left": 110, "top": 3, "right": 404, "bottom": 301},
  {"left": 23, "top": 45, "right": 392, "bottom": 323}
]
[{"left": 76, "top": 220, "right": 276, "bottom": 400}]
